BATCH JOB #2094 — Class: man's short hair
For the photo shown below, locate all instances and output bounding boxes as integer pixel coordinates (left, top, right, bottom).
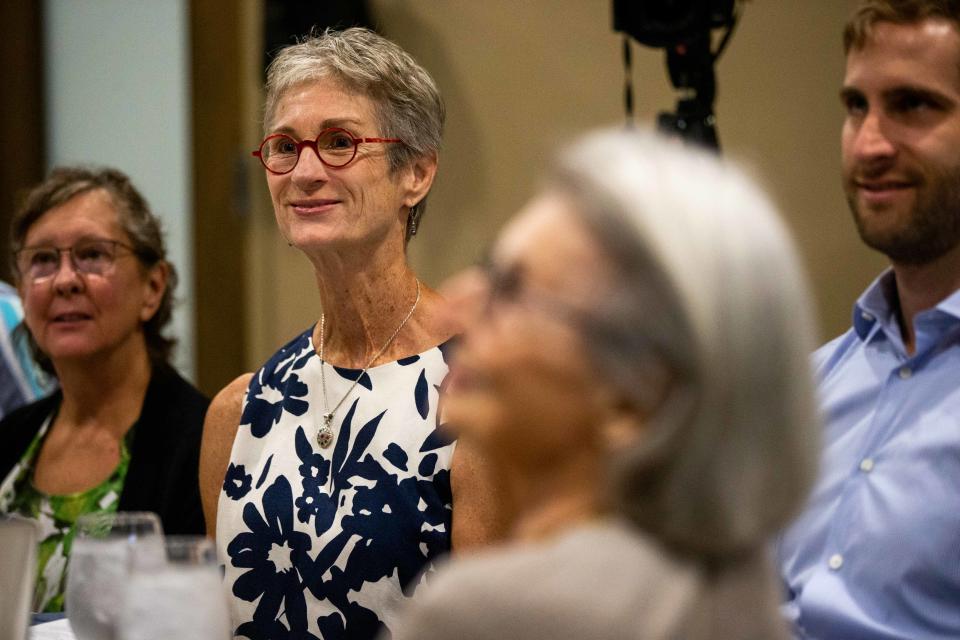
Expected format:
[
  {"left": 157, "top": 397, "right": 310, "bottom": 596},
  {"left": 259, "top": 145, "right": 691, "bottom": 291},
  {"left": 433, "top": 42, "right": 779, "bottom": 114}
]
[{"left": 843, "top": 0, "right": 960, "bottom": 53}]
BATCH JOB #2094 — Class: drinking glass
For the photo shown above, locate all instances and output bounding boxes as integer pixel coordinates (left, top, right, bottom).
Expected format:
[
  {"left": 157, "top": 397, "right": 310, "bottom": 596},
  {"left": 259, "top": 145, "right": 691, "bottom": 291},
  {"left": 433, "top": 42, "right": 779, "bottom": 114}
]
[
  {"left": 0, "top": 517, "right": 37, "bottom": 640},
  {"left": 117, "top": 536, "right": 231, "bottom": 640},
  {"left": 65, "top": 512, "right": 164, "bottom": 640}
]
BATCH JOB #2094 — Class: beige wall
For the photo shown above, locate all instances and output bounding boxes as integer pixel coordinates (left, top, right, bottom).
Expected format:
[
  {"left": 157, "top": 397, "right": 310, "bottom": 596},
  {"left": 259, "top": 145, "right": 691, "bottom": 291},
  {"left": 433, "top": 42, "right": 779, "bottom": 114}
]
[{"left": 241, "top": 1, "right": 887, "bottom": 370}]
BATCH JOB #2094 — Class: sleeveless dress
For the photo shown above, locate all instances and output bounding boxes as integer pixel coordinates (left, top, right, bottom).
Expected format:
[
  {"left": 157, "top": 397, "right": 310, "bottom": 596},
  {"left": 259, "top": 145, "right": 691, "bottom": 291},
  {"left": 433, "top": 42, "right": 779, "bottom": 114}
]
[{"left": 217, "top": 327, "right": 456, "bottom": 640}]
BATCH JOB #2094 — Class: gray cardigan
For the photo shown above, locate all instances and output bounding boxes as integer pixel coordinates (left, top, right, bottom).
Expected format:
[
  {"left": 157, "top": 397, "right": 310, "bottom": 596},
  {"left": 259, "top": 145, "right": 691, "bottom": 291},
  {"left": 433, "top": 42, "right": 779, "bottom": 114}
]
[{"left": 390, "top": 519, "right": 788, "bottom": 640}]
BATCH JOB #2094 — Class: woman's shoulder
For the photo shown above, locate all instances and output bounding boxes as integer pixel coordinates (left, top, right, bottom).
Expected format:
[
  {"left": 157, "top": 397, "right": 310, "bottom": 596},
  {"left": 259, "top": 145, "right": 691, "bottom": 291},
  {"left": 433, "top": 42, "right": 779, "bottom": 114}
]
[
  {"left": 257, "top": 327, "right": 316, "bottom": 371},
  {"left": 143, "top": 363, "right": 211, "bottom": 430},
  {"left": 0, "top": 393, "right": 60, "bottom": 438},
  {"left": 207, "top": 373, "right": 254, "bottom": 430},
  {"left": 151, "top": 362, "right": 210, "bottom": 402},
  {"left": 199, "top": 373, "right": 253, "bottom": 536},
  {"left": 395, "top": 521, "right": 703, "bottom": 640},
  {"left": 431, "top": 521, "right": 675, "bottom": 587},
  {"left": 0, "top": 392, "right": 59, "bottom": 428},
  {"left": 388, "top": 336, "right": 457, "bottom": 372},
  {"left": 0, "top": 392, "right": 60, "bottom": 479}
]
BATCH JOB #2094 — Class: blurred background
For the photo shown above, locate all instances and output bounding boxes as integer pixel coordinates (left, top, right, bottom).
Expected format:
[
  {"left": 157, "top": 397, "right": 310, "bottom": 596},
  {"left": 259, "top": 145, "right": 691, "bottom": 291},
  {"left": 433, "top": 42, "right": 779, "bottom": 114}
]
[{"left": 0, "top": 0, "right": 881, "bottom": 397}]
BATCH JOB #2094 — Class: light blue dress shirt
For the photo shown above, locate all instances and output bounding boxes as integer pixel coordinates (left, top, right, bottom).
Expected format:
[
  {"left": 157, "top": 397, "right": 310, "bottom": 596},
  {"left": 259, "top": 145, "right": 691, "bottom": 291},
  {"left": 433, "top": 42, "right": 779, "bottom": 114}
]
[{"left": 778, "top": 270, "right": 960, "bottom": 640}]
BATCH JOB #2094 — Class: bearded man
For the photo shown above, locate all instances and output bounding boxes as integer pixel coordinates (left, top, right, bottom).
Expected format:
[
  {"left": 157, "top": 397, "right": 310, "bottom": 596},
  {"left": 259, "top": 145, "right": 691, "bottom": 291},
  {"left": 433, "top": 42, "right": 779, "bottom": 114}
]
[{"left": 777, "top": 1, "right": 960, "bottom": 639}]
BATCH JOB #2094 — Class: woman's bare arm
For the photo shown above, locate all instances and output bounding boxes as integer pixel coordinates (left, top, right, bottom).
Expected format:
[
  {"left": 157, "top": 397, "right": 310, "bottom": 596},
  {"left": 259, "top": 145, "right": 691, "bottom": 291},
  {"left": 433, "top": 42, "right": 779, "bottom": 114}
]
[{"left": 199, "top": 373, "right": 252, "bottom": 539}]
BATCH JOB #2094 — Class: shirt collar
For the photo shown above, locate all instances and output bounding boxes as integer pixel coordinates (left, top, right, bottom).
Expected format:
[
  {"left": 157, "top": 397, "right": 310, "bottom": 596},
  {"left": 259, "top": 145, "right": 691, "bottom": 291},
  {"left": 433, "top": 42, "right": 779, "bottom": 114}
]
[
  {"left": 939, "top": 285, "right": 960, "bottom": 320},
  {"left": 853, "top": 268, "right": 960, "bottom": 342},
  {"left": 853, "top": 270, "right": 896, "bottom": 341}
]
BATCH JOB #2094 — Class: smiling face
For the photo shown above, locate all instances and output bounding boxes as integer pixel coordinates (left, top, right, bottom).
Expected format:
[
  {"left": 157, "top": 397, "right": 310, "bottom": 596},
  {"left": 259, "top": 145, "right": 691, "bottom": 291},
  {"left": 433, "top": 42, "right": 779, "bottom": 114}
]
[
  {"left": 264, "top": 80, "right": 429, "bottom": 255},
  {"left": 442, "top": 193, "right": 619, "bottom": 473},
  {"left": 841, "top": 19, "right": 960, "bottom": 265},
  {"left": 18, "top": 189, "right": 165, "bottom": 367}
]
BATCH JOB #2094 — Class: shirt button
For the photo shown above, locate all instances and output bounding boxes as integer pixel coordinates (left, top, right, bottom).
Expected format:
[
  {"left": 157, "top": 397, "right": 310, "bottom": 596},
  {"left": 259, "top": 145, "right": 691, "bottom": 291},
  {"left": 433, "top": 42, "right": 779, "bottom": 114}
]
[
  {"left": 859, "top": 458, "right": 874, "bottom": 472},
  {"left": 861, "top": 311, "right": 874, "bottom": 322},
  {"left": 898, "top": 366, "right": 912, "bottom": 379},
  {"left": 828, "top": 554, "right": 844, "bottom": 570}
]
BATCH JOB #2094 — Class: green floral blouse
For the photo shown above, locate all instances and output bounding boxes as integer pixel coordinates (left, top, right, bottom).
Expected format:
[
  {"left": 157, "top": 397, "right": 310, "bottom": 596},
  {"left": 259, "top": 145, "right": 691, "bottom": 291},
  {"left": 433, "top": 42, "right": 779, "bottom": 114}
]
[{"left": 0, "top": 414, "right": 130, "bottom": 612}]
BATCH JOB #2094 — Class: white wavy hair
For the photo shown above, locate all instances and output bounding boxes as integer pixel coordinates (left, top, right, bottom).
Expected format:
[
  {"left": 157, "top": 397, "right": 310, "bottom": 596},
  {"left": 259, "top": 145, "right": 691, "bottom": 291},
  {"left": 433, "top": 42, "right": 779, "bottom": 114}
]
[{"left": 549, "top": 129, "right": 820, "bottom": 560}]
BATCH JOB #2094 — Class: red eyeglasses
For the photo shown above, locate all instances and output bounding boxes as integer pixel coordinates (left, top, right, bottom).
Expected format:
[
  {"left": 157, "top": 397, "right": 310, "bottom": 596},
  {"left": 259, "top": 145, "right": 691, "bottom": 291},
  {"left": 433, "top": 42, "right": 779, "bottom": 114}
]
[{"left": 252, "top": 127, "right": 404, "bottom": 174}]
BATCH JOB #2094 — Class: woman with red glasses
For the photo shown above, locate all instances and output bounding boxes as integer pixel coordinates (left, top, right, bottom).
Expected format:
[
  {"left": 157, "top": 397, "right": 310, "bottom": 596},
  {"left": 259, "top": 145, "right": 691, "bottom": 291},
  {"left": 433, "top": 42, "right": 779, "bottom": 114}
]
[
  {"left": 199, "top": 27, "right": 500, "bottom": 640},
  {"left": 0, "top": 166, "right": 208, "bottom": 612}
]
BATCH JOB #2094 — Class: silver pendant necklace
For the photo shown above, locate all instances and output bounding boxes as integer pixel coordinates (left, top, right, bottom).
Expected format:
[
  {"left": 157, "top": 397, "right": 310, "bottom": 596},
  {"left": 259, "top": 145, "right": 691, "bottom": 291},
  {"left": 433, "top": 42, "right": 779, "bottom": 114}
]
[{"left": 317, "top": 279, "right": 421, "bottom": 449}]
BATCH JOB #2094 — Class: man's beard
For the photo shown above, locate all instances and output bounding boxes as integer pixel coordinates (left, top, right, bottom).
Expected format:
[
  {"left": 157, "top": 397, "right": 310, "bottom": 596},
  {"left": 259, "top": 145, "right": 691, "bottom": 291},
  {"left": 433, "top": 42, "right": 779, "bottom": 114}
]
[{"left": 845, "top": 161, "right": 960, "bottom": 266}]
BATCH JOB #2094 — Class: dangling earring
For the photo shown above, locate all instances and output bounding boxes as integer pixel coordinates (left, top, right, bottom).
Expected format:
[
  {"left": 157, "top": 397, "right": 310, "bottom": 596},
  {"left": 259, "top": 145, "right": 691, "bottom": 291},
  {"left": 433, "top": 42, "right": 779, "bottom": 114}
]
[{"left": 408, "top": 203, "right": 421, "bottom": 237}]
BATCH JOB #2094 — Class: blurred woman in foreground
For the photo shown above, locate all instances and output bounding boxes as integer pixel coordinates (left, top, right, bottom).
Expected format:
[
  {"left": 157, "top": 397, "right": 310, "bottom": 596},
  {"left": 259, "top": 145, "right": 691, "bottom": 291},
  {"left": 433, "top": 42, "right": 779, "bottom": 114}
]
[{"left": 392, "top": 129, "right": 820, "bottom": 639}]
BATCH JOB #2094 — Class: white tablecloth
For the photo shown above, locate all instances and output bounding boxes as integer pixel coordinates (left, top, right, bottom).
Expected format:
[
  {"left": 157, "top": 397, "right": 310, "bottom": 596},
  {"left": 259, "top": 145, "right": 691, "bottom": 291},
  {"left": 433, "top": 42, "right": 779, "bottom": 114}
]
[{"left": 29, "top": 618, "right": 75, "bottom": 640}]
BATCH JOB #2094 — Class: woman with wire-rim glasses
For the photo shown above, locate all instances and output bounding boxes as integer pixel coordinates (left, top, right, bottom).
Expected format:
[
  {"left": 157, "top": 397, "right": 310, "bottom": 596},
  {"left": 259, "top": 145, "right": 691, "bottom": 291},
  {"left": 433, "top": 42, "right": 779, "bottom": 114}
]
[{"left": 0, "top": 166, "right": 208, "bottom": 613}]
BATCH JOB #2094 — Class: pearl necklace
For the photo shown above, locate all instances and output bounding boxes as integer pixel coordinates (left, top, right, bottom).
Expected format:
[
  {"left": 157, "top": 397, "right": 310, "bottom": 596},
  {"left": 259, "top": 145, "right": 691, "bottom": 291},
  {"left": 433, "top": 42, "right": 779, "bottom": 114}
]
[{"left": 316, "top": 279, "right": 421, "bottom": 449}]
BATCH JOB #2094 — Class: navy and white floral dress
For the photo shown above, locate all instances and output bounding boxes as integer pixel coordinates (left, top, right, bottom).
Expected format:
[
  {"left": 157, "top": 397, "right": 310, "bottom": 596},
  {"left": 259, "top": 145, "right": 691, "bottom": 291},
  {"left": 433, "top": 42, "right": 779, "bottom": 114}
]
[{"left": 217, "top": 327, "right": 456, "bottom": 640}]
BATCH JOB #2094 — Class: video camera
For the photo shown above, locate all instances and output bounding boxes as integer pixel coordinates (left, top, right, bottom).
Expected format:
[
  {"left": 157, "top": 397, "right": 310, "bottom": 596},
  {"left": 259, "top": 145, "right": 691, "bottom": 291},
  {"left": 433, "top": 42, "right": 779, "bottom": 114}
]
[{"left": 614, "top": 0, "right": 740, "bottom": 151}]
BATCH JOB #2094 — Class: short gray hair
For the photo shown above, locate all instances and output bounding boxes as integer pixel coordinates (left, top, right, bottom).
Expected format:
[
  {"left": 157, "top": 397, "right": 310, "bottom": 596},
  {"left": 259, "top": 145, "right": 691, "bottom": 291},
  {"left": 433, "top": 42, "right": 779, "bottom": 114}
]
[
  {"left": 549, "top": 129, "right": 820, "bottom": 560},
  {"left": 264, "top": 28, "right": 444, "bottom": 237}
]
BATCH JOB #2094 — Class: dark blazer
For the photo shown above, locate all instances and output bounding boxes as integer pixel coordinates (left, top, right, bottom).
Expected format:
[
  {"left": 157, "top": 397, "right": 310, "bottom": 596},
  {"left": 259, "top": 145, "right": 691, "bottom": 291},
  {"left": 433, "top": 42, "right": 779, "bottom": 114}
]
[{"left": 0, "top": 363, "right": 209, "bottom": 535}]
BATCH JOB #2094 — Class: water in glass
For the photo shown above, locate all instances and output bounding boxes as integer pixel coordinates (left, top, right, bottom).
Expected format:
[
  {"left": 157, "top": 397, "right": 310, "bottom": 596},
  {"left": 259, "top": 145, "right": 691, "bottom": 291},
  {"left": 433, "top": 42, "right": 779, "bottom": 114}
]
[
  {"left": 65, "top": 512, "right": 164, "bottom": 640},
  {"left": 117, "top": 536, "right": 231, "bottom": 640}
]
